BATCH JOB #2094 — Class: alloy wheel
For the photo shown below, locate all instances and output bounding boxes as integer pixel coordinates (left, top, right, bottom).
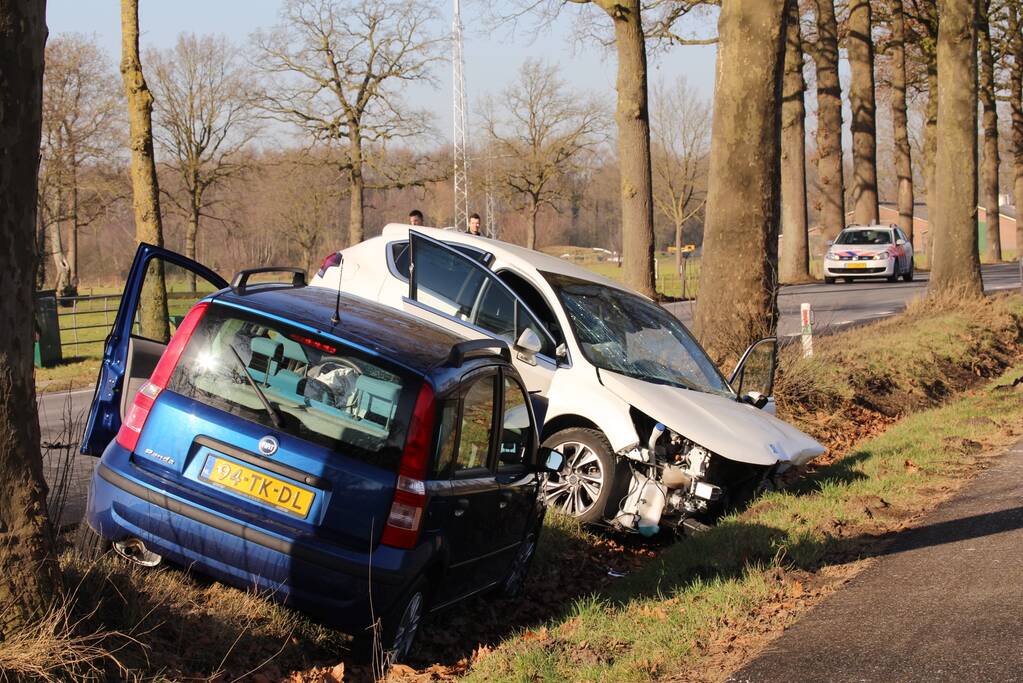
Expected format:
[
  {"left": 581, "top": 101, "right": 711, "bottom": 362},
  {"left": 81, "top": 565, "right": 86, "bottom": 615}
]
[
  {"left": 542, "top": 441, "right": 605, "bottom": 517},
  {"left": 388, "top": 590, "right": 424, "bottom": 663}
]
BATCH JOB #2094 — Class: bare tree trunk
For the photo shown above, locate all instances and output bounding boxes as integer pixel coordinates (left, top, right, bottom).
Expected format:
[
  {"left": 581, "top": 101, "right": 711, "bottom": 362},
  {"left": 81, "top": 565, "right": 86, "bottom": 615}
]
[
  {"left": 979, "top": 0, "right": 1002, "bottom": 263},
  {"left": 186, "top": 199, "right": 199, "bottom": 292},
  {"left": 848, "top": 0, "right": 879, "bottom": 225},
  {"left": 675, "top": 218, "right": 684, "bottom": 277},
  {"left": 35, "top": 210, "right": 47, "bottom": 291},
  {"left": 813, "top": 0, "right": 845, "bottom": 239},
  {"left": 121, "top": 0, "right": 169, "bottom": 341},
  {"left": 930, "top": 0, "right": 982, "bottom": 296},
  {"left": 923, "top": 67, "right": 938, "bottom": 265},
  {"left": 0, "top": 0, "right": 59, "bottom": 641},
  {"left": 891, "top": 0, "right": 915, "bottom": 244},
  {"left": 49, "top": 201, "right": 71, "bottom": 296},
  {"left": 695, "top": 0, "right": 787, "bottom": 362},
  {"left": 780, "top": 0, "right": 810, "bottom": 283},
  {"left": 604, "top": 0, "right": 655, "bottom": 297},
  {"left": 348, "top": 131, "right": 365, "bottom": 246},
  {"left": 526, "top": 198, "right": 538, "bottom": 250},
  {"left": 1010, "top": 7, "right": 1023, "bottom": 262}
]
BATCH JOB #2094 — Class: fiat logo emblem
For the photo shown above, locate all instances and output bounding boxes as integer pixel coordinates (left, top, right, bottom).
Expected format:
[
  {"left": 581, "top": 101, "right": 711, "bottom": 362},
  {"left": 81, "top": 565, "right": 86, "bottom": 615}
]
[{"left": 258, "top": 436, "right": 279, "bottom": 457}]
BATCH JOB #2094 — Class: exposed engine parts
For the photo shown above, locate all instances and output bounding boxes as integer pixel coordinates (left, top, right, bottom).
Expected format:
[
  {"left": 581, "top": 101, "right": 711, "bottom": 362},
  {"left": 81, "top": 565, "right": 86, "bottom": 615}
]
[{"left": 613, "top": 423, "right": 726, "bottom": 536}]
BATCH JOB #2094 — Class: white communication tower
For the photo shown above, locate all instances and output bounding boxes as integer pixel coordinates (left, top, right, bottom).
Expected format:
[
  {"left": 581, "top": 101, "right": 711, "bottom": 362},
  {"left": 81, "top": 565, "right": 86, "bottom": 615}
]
[{"left": 452, "top": 0, "right": 470, "bottom": 232}]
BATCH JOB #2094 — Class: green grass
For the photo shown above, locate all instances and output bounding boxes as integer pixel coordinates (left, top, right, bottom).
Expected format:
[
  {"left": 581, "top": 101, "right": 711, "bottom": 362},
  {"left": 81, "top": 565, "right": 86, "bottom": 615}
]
[{"left": 467, "top": 363, "right": 1023, "bottom": 681}]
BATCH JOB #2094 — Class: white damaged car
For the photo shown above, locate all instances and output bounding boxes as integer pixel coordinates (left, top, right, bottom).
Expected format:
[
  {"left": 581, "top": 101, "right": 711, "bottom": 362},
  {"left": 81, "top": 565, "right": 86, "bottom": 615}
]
[{"left": 312, "top": 225, "right": 825, "bottom": 534}]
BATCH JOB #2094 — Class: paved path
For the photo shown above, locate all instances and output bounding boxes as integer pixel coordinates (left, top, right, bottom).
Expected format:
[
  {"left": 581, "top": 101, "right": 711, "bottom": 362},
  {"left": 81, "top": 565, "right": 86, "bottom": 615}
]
[
  {"left": 730, "top": 440, "right": 1023, "bottom": 682},
  {"left": 37, "top": 387, "right": 95, "bottom": 528},
  {"left": 667, "top": 262, "right": 1021, "bottom": 337}
]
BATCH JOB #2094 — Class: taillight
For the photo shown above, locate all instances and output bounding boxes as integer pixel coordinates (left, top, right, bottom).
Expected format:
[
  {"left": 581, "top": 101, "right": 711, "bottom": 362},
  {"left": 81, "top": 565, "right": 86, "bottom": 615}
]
[
  {"left": 381, "top": 383, "right": 435, "bottom": 549},
  {"left": 316, "top": 251, "right": 342, "bottom": 278},
  {"left": 114, "top": 302, "right": 209, "bottom": 452}
]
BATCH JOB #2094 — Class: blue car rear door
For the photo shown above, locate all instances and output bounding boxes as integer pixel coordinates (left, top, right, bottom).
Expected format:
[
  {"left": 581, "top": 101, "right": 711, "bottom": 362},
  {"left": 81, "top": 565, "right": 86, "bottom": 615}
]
[{"left": 80, "top": 243, "right": 227, "bottom": 455}]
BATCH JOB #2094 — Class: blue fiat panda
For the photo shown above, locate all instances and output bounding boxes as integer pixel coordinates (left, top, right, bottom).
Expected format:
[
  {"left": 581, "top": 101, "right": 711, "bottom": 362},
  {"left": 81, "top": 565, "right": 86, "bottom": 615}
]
[{"left": 78, "top": 244, "right": 562, "bottom": 661}]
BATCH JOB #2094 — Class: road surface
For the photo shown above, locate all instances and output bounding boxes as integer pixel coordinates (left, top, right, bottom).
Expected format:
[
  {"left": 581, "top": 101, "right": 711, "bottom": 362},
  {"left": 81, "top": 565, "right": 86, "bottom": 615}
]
[
  {"left": 37, "top": 262, "right": 1023, "bottom": 527},
  {"left": 666, "top": 262, "right": 1022, "bottom": 337},
  {"left": 730, "top": 439, "right": 1023, "bottom": 682}
]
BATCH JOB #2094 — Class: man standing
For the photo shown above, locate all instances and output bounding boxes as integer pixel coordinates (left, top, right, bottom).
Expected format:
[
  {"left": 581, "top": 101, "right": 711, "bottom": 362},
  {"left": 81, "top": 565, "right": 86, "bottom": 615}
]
[
  {"left": 408, "top": 209, "right": 424, "bottom": 226},
  {"left": 468, "top": 213, "right": 482, "bottom": 236}
]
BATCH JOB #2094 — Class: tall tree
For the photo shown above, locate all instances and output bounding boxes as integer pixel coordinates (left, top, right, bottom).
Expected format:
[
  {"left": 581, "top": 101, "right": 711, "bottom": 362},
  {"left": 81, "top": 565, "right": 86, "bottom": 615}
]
[
  {"left": 516, "top": 0, "right": 656, "bottom": 296},
  {"left": 695, "top": 0, "right": 788, "bottom": 361},
  {"left": 1008, "top": 5, "right": 1023, "bottom": 262},
  {"left": 482, "top": 60, "right": 606, "bottom": 250},
  {"left": 779, "top": 0, "right": 810, "bottom": 283},
  {"left": 979, "top": 0, "right": 1002, "bottom": 262},
  {"left": 889, "top": 0, "right": 915, "bottom": 243},
  {"left": 848, "top": 0, "right": 880, "bottom": 225},
  {"left": 0, "top": 0, "right": 59, "bottom": 642},
  {"left": 121, "top": 0, "right": 169, "bottom": 341},
  {"left": 39, "top": 34, "right": 120, "bottom": 295},
  {"left": 255, "top": 0, "right": 442, "bottom": 247},
  {"left": 929, "top": 0, "right": 982, "bottom": 295},
  {"left": 809, "top": 0, "right": 846, "bottom": 239},
  {"left": 651, "top": 77, "right": 711, "bottom": 280},
  {"left": 151, "top": 33, "right": 256, "bottom": 290}
]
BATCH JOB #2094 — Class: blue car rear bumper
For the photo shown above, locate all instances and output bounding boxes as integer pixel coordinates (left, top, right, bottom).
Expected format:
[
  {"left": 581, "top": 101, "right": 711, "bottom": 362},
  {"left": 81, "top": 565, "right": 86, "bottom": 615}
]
[{"left": 85, "top": 442, "right": 431, "bottom": 629}]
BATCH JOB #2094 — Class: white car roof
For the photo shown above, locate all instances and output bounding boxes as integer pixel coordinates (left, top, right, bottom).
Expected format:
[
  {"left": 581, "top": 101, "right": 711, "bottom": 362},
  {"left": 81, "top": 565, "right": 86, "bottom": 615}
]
[{"left": 379, "top": 223, "right": 637, "bottom": 295}]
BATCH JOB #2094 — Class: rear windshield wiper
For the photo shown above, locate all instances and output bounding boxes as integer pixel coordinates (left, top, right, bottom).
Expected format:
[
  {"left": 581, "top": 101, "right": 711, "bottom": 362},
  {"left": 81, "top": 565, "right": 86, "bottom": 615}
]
[{"left": 228, "top": 344, "right": 284, "bottom": 430}]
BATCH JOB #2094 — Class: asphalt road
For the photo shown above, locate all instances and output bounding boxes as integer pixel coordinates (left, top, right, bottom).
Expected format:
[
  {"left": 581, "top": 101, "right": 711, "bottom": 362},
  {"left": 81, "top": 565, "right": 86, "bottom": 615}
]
[
  {"left": 666, "top": 262, "right": 1022, "bottom": 337},
  {"left": 37, "top": 387, "right": 95, "bottom": 529},
  {"left": 730, "top": 439, "right": 1023, "bottom": 682}
]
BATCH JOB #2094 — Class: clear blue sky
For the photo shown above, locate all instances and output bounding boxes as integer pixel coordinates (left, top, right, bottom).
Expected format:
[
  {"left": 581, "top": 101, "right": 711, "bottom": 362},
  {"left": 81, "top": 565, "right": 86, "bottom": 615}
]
[{"left": 46, "top": 0, "right": 719, "bottom": 143}]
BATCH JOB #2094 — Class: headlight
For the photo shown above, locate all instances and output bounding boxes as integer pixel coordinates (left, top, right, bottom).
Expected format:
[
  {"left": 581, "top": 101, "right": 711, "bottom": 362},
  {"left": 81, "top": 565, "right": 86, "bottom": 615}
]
[{"left": 873, "top": 253, "right": 890, "bottom": 260}]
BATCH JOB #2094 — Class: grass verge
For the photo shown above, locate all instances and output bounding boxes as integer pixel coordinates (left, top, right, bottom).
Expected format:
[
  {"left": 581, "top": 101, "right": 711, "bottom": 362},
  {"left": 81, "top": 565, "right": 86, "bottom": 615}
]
[{"left": 464, "top": 363, "right": 1023, "bottom": 682}]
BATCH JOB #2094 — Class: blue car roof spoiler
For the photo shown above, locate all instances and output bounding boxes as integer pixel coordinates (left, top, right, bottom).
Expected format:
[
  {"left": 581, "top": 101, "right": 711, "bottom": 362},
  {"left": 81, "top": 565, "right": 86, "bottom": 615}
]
[
  {"left": 446, "top": 339, "right": 510, "bottom": 366},
  {"left": 230, "top": 267, "right": 307, "bottom": 294}
]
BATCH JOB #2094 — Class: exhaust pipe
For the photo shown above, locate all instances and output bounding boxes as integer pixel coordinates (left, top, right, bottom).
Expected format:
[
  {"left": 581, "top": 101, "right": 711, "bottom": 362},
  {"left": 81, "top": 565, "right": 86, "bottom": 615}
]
[{"left": 113, "top": 538, "right": 162, "bottom": 567}]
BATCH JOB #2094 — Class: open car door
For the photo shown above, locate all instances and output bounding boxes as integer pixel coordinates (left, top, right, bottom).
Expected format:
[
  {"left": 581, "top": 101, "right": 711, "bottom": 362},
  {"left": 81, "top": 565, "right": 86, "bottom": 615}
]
[
  {"left": 729, "top": 337, "right": 778, "bottom": 414},
  {"left": 402, "top": 231, "right": 559, "bottom": 395},
  {"left": 80, "top": 243, "right": 227, "bottom": 455}
]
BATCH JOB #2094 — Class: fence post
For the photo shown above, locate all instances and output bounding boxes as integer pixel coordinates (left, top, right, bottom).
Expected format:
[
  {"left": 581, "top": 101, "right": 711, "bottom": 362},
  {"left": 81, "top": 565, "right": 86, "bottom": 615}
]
[{"left": 800, "top": 302, "right": 814, "bottom": 358}]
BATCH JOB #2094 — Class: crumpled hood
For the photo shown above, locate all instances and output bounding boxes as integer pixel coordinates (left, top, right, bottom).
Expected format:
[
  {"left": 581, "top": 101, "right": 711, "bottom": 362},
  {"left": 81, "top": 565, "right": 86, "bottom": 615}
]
[{"left": 599, "top": 370, "right": 826, "bottom": 467}]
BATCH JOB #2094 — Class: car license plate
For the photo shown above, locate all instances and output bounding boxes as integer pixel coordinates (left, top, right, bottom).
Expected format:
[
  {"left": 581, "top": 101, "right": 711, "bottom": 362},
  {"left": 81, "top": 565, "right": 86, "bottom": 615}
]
[
  {"left": 847, "top": 262, "right": 867, "bottom": 269},
  {"left": 200, "top": 454, "right": 314, "bottom": 518}
]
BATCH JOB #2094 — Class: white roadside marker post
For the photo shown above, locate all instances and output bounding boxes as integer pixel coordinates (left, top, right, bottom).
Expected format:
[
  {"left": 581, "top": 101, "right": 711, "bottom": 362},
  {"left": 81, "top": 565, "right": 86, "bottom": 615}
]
[{"left": 800, "top": 302, "right": 814, "bottom": 358}]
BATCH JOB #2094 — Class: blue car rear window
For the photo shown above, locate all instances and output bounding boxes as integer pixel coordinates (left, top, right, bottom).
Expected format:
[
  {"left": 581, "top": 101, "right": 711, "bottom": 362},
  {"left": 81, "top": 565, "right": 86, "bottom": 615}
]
[{"left": 167, "top": 305, "right": 419, "bottom": 470}]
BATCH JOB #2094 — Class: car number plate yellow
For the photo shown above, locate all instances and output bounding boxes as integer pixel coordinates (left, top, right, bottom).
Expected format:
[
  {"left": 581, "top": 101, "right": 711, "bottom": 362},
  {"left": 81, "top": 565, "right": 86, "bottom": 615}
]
[
  {"left": 847, "top": 262, "right": 868, "bottom": 269},
  {"left": 200, "top": 454, "right": 314, "bottom": 518}
]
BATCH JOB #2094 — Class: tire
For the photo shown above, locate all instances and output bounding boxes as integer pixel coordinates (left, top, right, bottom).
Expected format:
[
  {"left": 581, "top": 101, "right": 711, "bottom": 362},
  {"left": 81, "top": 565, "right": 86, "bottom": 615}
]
[
  {"left": 354, "top": 579, "right": 427, "bottom": 666},
  {"left": 824, "top": 276, "right": 836, "bottom": 284},
  {"left": 542, "top": 428, "right": 624, "bottom": 523},
  {"left": 495, "top": 533, "right": 537, "bottom": 599},
  {"left": 73, "top": 521, "right": 111, "bottom": 561},
  {"left": 903, "top": 265, "right": 914, "bottom": 282},
  {"left": 887, "top": 271, "right": 899, "bottom": 282}
]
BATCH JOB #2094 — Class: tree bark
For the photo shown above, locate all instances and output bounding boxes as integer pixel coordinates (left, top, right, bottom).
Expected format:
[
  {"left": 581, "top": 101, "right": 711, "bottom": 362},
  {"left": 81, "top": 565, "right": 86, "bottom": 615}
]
[
  {"left": 923, "top": 66, "right": 938, "bottom": 265},
  {"left": 847, "top": 0, "right": 879, "bottom": 225},
  {"left": 121, "top": 0, "right": 169, "bottom": 341},
  {"left": 779, "top": 0, "right": 809, "bottom": 283},
  {"left": 186, "top": 199, "right": 200, "bottom": 293},
  {"left": 348, "top": 129, "right": 364, "bottom": 246},
  {"left": 0, "top": 0, "right": 59, "bottom": 642},
  {"left": 812, "top": 0, "right": 845, "bottom": 239},
  {"left": 526, "top": 197, "right": 539, "bottom": 250},
  {"left": 979, "top": 0, "right": 1002, "bottom": 263},
  {"left": 1010, "top": 7, "right": 1023, "bottom": 262},
  {"left": 891, "top": 0, "right": 915, "bottom": 243},
  {"left": 695, "top": 0, "right": 787, "bottom": 361},
  {"left": 675, "top": 219, "right": 684, "bottom": 278},
  {"left": 599, "top": 0, "right": 655, "bottom": 297},
  {"left": 929, "top": 0, "right": 982, "bottom": 296},
  {"left": 68, "top": 159, "right": 79, "bottom": 292}
]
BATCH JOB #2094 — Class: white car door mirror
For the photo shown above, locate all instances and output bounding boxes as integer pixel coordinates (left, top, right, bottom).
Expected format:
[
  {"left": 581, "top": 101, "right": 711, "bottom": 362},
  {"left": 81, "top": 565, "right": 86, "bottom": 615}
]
[
  {"left": 896, "top": 238, "right": 906, "bottom": 246},
  {"left": 730, "top": 337, "right": 778, "bottom": 400},
  {"left": 515, "top": 328, "right": 542, "bottom": 357},
  {"left": 555, "top": 342, "right": 569, "bottom": 365},
  {"left": 742, "top": 391, "right": 770, "bottom": 410}
]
